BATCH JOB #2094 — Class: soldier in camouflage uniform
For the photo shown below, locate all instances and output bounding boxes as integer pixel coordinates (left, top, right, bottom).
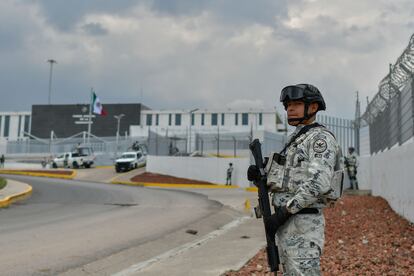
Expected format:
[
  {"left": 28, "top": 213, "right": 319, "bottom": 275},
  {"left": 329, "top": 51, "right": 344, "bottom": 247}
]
[
  {"left": 248, "top": 84, "right": 343, "bottom": 275},
  {"left": 344, "top": 147, "right": 359, "bottom": 190}
]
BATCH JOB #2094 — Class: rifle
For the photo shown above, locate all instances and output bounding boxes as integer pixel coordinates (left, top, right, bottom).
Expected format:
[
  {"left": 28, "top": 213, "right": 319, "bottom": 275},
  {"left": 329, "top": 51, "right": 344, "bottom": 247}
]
[{"left": 249, "top": 139, "right": 280, "bottom": 274}]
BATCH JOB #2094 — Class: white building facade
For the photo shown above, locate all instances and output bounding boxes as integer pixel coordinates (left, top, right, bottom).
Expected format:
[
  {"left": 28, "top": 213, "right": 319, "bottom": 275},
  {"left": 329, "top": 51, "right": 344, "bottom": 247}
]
[
  {"left": 0, "top": 107, "right": 284, "bottom": 141},
  {"left": 0, "top": 112, "right": 31, "bottom": 141},
  {"left": 130, "top": 108, "right": 284, "bottom": 137}
]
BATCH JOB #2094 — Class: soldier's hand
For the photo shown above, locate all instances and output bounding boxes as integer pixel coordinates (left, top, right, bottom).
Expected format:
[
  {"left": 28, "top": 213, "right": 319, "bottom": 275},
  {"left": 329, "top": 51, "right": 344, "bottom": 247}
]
[
  {"left": 263, "top": 157, "right": 269, "bottom": 167},
  {"left": 247, "top": 165, "right": 260, "bottom": 181},
  {"left": 264, "top": 206, "right": 291, "bottom": 236}
]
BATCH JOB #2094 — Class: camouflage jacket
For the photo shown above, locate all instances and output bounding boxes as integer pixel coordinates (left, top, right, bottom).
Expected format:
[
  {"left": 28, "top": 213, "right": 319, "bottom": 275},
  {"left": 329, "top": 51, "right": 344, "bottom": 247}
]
[
  {"left": 345, "top": 152, "right": 358, "bottom": 168},
  {"left": 265, "top": 124, "right": 343, "bottom": 214}
]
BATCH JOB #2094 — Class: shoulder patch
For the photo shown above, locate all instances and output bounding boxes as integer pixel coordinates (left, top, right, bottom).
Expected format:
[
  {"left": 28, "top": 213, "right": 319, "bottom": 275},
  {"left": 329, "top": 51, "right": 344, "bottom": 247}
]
[
  {"left": 315, "top": 133, "right": 327, "bottom": 139},
  {"left": 313, "top": 139, "right": 327, "bottom": 153}
]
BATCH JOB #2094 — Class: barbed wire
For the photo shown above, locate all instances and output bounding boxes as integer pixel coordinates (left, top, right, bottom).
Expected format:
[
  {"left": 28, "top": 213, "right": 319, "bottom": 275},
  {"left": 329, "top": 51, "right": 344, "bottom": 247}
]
[{"left": 362, "top": 33, "right": 414, "bottom": 125}]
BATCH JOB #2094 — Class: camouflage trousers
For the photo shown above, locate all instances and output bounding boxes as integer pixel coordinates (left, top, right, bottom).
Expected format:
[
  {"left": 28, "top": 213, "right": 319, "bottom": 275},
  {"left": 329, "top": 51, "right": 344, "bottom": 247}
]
[
  {"left": 276, "top": 212, "right": 325, "bottom": 276},
  {"left": 347, "top": 167, "right": 359, "bottom": 189}
]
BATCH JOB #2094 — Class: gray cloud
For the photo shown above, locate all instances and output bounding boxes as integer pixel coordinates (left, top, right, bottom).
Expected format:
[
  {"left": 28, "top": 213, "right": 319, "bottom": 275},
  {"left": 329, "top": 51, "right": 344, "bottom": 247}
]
[
  {"left": 149, "top": 0, "right": 289, "bottom": 27},
  {"left": 81, "top": 22, "right": 108, "bottom": 36},
  {"left": 0, "top": 0, "right": 413, "bottom": 120},
  {"left": 32, "top": 0, "right": 138, "bottom": 31}
]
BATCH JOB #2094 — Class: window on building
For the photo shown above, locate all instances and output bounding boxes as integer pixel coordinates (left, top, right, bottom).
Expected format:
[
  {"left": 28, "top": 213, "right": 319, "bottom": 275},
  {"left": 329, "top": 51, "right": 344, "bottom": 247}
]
[
  {"left": 211, "top": 113, "right": 218, "bottom": 126},
  {"left": 0, "top": 116, "right": 2, "bottom": 136},
  {"left": 259, "top": 113, "right": 263, "bottom": 125},
  {"left": 221, "top": 113, "right": 225, "bottom": 125},
  {"left": 201, "top": 113, "right": 205, "bottom": 126},
  {"left": 156, "top": 114, "right": 159, "bottom": 126},
  {"left": 242, "top": 113, "right": 248, "bottom": 125},
  {"left": 4, "top": 115, "right": 10, "bottom": 137},
  {"left": 146, "top": 114, "right": 152, "bottom": 126},
  {"left": 235, "top": 113, "right": 239, "bottom": 125},
  {"left": 191, "top": 113, "right": 195, "bottom": 126},
  {"left": 168, "top": 114, "right": 172, "bottom": 126},
  {"left": 175, "top": 114, "right": 182, "bottom": 126},
  {"left": 18, "top": 115, "right": 22, "bottom": 137},
  {"left": 24, "top": 115, "right": 30, "bottom": 136}
]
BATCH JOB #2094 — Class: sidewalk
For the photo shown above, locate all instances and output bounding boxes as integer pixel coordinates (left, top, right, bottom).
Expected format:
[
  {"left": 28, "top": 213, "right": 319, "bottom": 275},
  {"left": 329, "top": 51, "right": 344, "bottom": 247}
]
[
  {"left": 118, "top": 217, "right": 266, "bottom": 276},
  {"left": 0, "top": 179, "right": 33, "bottom": 208},
  {"left": 109, "top": 170, "right": 266, "bottom": 275},
  {"left": 107, "top": 185, "right": 264, "bottom": 276}
]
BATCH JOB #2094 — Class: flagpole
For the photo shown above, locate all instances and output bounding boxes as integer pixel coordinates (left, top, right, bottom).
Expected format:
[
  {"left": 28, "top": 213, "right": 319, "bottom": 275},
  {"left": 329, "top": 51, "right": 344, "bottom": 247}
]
[{"left": 87, "top": 87, "right": 93, "bottom": 145}]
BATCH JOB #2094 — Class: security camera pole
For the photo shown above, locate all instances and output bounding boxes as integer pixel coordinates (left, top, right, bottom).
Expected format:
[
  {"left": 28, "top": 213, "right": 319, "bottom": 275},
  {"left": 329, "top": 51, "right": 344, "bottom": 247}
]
[
  {"left": 188, "top": 108, "right": 199, "bottom": 153},
  {"left": 47, "top": 59, "right": 57, "bottom": 104},
  {"left": 114, "top": 114, "right": 125, "bottom": 156}
]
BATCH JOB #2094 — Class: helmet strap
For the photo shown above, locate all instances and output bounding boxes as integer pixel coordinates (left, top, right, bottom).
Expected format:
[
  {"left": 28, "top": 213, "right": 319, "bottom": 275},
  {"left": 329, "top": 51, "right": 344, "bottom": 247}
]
[{"left": 287, "top": 102, "right": 317, "bottom": 125}]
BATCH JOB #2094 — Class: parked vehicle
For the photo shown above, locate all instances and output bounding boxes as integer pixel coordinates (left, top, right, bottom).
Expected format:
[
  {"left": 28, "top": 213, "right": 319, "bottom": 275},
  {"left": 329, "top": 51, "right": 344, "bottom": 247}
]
[
  {"left": 115, "top": 151, "right": 146, "bottom": 173},
  {"left": 52, "top": 147, "right": 95, "bottom": 169}
]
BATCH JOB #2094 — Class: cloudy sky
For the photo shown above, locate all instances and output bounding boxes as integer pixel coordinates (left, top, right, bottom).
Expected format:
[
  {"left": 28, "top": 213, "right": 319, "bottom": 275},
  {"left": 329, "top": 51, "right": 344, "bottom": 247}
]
[{"left": 1, "top": 0, "right": 413, "bottom": 119}]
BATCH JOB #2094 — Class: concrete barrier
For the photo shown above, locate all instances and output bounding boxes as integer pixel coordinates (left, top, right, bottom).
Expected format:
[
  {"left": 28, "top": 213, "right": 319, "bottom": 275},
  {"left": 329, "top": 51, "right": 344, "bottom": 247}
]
[
  {"left": 146, "top": 156, "right": 251, "bottom": 187},
  {"left": 148, "top": 145, "right": 414, "bottom": 223},
  {"left": 358, "top": 140, "right": 414, "bottom": 222}
]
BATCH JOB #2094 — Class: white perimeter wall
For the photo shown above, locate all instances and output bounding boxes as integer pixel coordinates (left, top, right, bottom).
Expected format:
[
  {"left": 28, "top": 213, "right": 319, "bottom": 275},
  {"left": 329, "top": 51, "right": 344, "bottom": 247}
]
[
  {"left": 147, "top": 156, "right": 251, "bottom": 187},
  {"left": 148, "top": 139, "right": 414, "bottom": 222},
  {"left": 358, "top": 140, "right": 414, "bottom": 222}
]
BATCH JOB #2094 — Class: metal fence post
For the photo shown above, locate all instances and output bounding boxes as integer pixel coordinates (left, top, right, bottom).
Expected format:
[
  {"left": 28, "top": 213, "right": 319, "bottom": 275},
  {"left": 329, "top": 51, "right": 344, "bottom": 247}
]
[
  {"left": 232, "top": 136, "right": 236, "bottom": 157},
  {"left": 412, "top": 78, "right": 414, "bottom": 137},
  {"left": 217, "top": 125, "right": 220, "bottom": 157},
  {"left": 397, "top": 88, "right": 402, "bottom": 145}
]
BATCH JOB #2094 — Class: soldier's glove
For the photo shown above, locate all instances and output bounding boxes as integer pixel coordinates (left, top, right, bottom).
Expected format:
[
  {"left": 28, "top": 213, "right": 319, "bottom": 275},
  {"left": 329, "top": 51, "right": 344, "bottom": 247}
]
[
  {"left": 264, "top": 206, "right": 291, "bottom": 237},
  {"left": 247, "top": 165, "right": 260, "bottom": 182},
  {"left": 247, "top": 157, "right": 269, "bottom": 182}
]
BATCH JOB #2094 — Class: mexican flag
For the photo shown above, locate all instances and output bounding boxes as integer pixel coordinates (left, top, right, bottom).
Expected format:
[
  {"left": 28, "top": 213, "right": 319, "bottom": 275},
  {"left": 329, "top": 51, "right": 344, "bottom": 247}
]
[{"left": 92, "top": 92, "right": 107, "bottom": 116}]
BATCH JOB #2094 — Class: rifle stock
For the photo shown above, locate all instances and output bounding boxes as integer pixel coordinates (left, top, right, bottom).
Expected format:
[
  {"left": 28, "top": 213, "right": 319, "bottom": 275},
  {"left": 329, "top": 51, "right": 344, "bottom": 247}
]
[{"left": 249, "top": 139, "right": 280, "bottom": 273}]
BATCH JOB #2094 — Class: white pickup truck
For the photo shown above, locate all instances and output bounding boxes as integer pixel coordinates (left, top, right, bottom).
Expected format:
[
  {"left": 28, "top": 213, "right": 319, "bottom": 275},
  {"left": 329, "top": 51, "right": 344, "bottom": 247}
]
[
  {"left": 115, "top": 151, "right": 146, "bottom": 173},
  {"left": 52, "top": 147, "right": 95, "bottom": 169}
]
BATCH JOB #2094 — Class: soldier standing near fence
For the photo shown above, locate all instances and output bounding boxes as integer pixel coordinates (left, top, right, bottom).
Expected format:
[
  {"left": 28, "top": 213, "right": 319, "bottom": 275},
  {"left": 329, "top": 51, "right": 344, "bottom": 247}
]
[
  {"left": 226, "top": 163, "right": 233, "bottom": 185},
  {"left": 248, "top": 84, "right": 343, "bottom": 275},
  {"left": 345, "top": 147, "right": 359, "bottom": 190},
  {"left": 0, "top": 154, "right": 5, "bottom": 168}
]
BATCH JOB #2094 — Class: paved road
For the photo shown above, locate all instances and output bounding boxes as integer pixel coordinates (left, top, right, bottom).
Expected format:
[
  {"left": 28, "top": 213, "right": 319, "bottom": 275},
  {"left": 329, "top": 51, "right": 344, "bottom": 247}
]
[
  {"left": 0, "top": 175, "right": 233, "bottom": 276},
  {"left": 74, "top": 167, "right": 145, "bottom": 183}
]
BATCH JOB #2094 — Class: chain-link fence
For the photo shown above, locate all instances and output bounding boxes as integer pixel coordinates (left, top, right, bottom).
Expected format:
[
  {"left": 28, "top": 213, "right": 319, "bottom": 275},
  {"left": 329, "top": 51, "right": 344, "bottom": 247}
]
[
  {"left": 194, "top": 132, "right": 251, "bottom": 157},
  {"left": 6, "top": 132, "right": 148, "bottom": 165},
  {"left": 146, "top": 114, "right": 355, "bottom": 158},
  {"left": 5, "top": 117, "right": 356, "bottom": 160},
  {"left": 146, "top": 130, "right": 254, "bottom": 157},
  {"left": 361, "top": 34, "right": 414, "bottom": 154},
  {"left": 7, "top": 135, "right": 146, "bottom": 156},
  {"left": 316, "top": 115, "right": 356, "bottom": 154}
]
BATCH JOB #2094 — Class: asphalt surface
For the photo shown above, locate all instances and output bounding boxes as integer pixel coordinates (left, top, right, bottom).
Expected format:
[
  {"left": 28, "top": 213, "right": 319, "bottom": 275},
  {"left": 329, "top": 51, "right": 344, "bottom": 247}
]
[{"left": 0, "top": 175, "right": 231, "bottom": 276}]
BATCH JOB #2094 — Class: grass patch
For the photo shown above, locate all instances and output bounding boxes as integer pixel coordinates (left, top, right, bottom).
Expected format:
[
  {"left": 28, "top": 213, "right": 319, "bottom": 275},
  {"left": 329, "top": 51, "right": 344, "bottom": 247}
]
[{"left": 0, "top": 177, "right": 7, "bottom": 190}]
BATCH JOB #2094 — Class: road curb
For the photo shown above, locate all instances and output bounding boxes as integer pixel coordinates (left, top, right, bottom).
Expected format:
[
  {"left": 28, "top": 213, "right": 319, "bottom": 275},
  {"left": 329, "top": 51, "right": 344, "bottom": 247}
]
[
  {"left": 0, "top": 169, "right": 76, "bottom": 180},
  {"left": 0, "top": 182, "right": 33, "bottom": 208},
  {"left": 245, "top": 187, "right": 258, "bottom": 192},
  {"left": 110, "top": 180, "right": 240, "bottom": 189}
]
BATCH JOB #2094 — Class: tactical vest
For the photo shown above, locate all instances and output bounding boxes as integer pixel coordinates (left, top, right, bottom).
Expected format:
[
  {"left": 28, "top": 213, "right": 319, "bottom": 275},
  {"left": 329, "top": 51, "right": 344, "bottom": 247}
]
[{"left": 265, "top": 124, "right": 344, "bottom": 206}]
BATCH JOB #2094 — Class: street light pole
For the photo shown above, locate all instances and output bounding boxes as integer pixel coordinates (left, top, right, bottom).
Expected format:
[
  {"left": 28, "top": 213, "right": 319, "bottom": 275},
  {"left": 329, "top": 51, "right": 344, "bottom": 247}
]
[
  {"left": 47, "top": 59, "right": 57, "bottom": 104},
  {"left": 114, "top": 114, "right": 125, "bottom": 156},
  {"left": 188, "top": 108, "right": 199, "bottom": 153}
]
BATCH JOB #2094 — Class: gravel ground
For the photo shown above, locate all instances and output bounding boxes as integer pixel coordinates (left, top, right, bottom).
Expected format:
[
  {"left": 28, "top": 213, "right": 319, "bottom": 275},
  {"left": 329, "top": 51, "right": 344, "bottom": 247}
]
[
  {"left": 130, "top": 172, "right": 215, "bottom": 184},
  {"left": 224, "top": 195, "right": 414, "bottom": 275}
]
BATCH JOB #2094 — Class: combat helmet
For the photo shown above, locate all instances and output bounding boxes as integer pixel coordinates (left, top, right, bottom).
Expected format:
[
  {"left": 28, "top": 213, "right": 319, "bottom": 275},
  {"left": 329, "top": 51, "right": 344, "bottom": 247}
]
[{"left": 280, "top": 83, "right": 326, "bottom": 123}]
